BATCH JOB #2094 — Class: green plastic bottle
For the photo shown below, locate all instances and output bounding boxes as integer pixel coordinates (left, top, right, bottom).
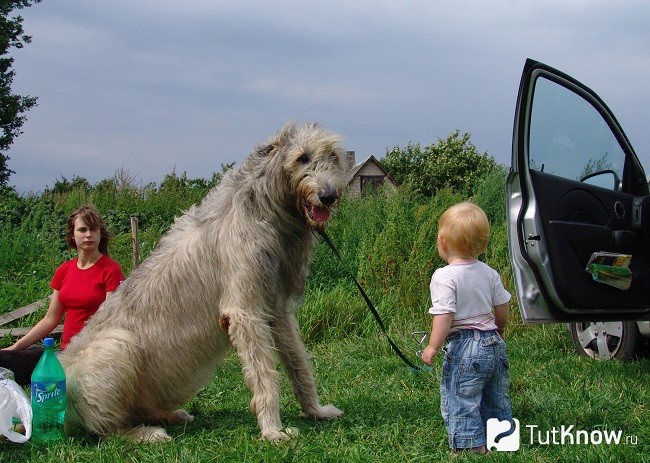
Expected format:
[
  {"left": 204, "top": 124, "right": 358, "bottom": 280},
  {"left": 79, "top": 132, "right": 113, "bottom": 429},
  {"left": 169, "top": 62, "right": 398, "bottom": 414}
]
[{"left": 30, "top": 337, "right": 66, "bottom": 442}]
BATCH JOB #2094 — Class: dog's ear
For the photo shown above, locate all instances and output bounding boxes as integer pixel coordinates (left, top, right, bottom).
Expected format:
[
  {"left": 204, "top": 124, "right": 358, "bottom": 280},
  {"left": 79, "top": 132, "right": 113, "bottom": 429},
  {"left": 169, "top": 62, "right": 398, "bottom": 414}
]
[
  {"left": 259, "top": 144, "right": 277, "bottom": 157},
  {"left": 277, "top": 120, "right": 297, "bottom": 142},
  {"left": 259, "top": 121, "right": 297, "bottom": 157}
]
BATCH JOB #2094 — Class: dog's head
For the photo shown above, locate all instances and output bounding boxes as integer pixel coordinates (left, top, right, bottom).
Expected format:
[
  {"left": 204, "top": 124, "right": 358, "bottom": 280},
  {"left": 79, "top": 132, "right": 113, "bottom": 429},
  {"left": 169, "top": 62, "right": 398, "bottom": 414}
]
[{"left": 263, "top": 122, "right": 347, "bottom": 231}]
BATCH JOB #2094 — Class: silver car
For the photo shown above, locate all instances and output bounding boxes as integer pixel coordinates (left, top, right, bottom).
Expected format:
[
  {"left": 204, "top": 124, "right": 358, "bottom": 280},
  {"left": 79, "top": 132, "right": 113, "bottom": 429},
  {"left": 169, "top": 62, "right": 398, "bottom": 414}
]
[{"left": 506, "top": 59, "right": 650, "bottom": 360}]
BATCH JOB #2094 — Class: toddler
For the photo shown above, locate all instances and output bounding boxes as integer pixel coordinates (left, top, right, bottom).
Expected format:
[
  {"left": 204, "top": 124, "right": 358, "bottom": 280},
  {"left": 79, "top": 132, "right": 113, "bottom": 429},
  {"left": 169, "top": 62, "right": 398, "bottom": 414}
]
[{"left": 421, "top": 202, "right": 513, "bottom": 455}]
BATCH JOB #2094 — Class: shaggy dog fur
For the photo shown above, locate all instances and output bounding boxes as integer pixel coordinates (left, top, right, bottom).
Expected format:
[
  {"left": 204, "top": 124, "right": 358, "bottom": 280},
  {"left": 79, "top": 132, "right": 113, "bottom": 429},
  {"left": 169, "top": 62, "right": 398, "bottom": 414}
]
[{"left": 59, "top": 122, "right": 346, "bottom": 442}]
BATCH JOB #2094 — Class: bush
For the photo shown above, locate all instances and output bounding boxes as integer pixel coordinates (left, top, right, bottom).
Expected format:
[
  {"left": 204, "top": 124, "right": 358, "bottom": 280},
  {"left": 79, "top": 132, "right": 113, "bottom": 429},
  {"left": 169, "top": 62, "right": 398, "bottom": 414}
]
[{"left": 382, "top": 130, "right": 497, "bottom": 198}]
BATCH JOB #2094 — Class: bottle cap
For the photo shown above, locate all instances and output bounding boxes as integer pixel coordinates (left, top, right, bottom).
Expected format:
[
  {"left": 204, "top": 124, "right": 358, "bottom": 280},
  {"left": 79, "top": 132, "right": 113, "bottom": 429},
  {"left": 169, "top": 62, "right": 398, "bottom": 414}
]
[{"left": 43, "top": 337, "right": 55, "bottom": 347}]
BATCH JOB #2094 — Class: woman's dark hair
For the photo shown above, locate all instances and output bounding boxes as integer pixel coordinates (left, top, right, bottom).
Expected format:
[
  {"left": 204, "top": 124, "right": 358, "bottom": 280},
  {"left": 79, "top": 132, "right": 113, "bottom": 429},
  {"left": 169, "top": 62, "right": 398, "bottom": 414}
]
[{"left": 65, "top": 205, "right": 110, "bottom": 255}]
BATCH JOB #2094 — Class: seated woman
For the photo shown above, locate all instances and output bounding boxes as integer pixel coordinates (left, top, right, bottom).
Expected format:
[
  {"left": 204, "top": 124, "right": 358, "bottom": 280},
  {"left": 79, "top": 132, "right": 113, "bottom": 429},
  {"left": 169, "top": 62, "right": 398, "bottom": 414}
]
[{"left": 0, "top": 204, "right": 124, "bottom": 384}]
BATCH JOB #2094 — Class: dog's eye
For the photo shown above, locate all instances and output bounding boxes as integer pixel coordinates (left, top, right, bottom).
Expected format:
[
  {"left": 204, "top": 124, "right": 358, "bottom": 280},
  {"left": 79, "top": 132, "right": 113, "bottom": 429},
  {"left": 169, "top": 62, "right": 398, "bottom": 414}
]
[
  {"left": 330, "top": 153, "right": 340, "bottom": 164},
  {"left": 297, "top": 154, "right": 310, "bottom": 164}
]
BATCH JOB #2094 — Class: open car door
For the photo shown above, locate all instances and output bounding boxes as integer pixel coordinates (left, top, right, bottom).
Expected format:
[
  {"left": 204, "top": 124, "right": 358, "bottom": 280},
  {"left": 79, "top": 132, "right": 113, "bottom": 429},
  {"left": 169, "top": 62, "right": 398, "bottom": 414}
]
[{"left": 506, "top": 59, "right": 650, "bottom": 323}]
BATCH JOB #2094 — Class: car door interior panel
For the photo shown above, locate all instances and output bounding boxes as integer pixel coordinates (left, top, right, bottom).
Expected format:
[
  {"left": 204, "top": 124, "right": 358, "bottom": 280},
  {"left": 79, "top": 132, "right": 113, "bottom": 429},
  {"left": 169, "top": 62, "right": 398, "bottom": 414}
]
[{"left": 530, "top": 170, "right": 650, "bottom": 311}]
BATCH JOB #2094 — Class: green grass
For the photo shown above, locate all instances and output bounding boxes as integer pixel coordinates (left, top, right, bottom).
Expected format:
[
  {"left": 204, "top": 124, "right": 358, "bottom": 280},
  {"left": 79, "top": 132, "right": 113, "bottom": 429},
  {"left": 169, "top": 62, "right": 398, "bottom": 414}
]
[{"left": 2, "top": 320, "right": 648, "bottom": 462}]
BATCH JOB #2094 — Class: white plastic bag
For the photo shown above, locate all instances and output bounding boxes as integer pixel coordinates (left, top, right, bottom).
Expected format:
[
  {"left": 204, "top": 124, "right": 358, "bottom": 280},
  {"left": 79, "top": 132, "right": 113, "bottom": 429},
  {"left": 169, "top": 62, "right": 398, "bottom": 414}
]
[{"left": 0, "top": 368, "right": 32, "bottom": 443}]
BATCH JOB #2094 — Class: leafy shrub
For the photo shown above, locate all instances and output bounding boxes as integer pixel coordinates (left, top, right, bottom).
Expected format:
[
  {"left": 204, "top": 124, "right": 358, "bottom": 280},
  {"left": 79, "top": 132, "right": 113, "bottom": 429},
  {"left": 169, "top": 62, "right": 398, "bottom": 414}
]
[
  {"left": 382, "top": 130, "right": 497, "bottom": 198},
  {"left": 0, "top": 185, "right": 26, "bottom": 227}
]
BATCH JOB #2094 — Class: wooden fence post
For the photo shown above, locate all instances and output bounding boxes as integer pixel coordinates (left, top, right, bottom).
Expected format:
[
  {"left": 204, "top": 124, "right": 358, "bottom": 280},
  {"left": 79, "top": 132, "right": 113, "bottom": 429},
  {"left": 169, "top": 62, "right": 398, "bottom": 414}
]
[{"left": 131, "top": 216, "right": 141, "bottom": 269}]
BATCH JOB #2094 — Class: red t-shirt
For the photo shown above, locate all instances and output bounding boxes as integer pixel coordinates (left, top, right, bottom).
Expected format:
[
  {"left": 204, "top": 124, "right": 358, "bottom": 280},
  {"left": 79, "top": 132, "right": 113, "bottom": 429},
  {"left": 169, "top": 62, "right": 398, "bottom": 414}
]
[{"left": 50, "top": 255, "right": 124, "bottom": 348}]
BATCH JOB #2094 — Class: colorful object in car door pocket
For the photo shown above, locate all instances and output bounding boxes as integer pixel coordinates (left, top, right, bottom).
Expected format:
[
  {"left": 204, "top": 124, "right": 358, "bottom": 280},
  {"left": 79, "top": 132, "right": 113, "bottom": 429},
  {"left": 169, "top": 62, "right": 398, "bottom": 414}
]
[{"left": 585, "top": 252, "right": 632, "bottom": 290}]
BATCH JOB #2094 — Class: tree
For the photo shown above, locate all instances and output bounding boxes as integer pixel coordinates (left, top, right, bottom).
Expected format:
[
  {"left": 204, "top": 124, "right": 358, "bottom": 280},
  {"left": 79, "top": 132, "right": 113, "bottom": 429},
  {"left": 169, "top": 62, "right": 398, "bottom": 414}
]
[
  {"left": 578, "top": 153, "right": 612, "bottom": 181},
  {"left": 0, "top": 0, "right": 40, "bottom": 186},
  {"left": 381, "top": 130, "right": 498, "bottom": 198}
]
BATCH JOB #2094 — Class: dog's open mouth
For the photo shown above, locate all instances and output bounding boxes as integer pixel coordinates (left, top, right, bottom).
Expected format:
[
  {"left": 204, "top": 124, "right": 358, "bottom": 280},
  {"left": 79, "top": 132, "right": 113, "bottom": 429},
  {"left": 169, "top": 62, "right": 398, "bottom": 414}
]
[{"left": 301, "top": 197, "right": 331, "bottom": 224}]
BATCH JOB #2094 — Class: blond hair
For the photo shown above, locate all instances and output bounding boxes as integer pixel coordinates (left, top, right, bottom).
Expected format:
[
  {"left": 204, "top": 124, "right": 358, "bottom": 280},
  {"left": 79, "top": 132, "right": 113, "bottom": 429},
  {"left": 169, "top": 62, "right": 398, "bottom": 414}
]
[{"left": 438, "top": 202, "right": 489, "bottom": 258}]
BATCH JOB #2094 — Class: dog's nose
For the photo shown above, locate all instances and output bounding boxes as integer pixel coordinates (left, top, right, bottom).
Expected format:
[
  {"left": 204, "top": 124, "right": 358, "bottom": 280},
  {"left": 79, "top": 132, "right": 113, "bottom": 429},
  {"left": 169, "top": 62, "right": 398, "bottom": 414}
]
[{"left": 319, "top": 188, "right": 338, "bottom": 206}]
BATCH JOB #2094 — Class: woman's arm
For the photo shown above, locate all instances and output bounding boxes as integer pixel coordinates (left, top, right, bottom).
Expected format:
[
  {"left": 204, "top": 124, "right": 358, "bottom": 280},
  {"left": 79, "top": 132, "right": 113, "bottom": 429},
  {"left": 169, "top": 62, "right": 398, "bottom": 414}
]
[{"left": 3, "top": 291, "right": 65, "bottom": 351}]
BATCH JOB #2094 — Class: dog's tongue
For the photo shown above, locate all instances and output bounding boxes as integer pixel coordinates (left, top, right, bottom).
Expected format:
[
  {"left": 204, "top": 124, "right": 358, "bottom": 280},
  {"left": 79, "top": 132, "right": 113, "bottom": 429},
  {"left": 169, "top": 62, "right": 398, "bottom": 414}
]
[{"left": 311, "top": 205, "right": 331, "bottom": 223}]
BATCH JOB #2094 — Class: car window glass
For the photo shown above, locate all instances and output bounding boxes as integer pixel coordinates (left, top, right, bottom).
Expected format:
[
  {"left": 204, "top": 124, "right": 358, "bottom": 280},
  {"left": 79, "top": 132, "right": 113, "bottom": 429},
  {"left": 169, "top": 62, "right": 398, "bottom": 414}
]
[{"left": 529, "top": 76, "right": 625, "bottom": 189}]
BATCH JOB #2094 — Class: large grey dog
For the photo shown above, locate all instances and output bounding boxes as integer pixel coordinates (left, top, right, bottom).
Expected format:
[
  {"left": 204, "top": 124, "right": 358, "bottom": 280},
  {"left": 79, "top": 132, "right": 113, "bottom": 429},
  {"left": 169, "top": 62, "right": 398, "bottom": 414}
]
[{"left": 60, "top": 122, "right": 346, "bottom": 442}]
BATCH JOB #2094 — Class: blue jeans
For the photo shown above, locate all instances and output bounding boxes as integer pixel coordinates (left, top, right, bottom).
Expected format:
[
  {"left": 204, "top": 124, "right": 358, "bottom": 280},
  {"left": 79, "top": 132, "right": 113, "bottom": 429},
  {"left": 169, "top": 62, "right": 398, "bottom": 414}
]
[{"left": 440, "top": 329, "right": 512, "bottom": 449}]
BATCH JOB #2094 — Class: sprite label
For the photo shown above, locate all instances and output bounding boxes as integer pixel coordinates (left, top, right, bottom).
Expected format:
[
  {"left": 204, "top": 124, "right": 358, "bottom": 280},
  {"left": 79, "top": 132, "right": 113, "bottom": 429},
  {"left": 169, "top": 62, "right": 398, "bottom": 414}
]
[{"left": 32, "top": 380, "right": 66, "bottom": 405}]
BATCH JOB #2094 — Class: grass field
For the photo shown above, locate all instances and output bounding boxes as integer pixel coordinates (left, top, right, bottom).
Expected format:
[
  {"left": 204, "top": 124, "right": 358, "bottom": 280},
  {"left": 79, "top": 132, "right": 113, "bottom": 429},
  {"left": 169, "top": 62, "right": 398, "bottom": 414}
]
[{"left": 1, "top": 314, "right": 648, "bottom": 462}]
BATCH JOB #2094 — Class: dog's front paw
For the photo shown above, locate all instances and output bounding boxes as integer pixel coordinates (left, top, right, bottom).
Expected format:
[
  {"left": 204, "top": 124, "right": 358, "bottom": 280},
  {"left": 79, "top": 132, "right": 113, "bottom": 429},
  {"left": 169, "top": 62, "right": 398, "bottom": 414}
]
[
  {"left": 124, "top": 425, "right": 172, "bottom": 443},
  {"left": 262, "top": 428, "right": 294, "bottom": 442},
  {"left": 301, "top": 404, "right": 343, "bottom": 420}
]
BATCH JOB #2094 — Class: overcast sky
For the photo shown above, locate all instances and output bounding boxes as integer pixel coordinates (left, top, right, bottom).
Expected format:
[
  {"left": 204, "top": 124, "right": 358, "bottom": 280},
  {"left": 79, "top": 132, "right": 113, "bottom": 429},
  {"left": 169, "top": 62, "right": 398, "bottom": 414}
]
[{"left": 7, "top": 0, "right": 650, "bottom": 194}]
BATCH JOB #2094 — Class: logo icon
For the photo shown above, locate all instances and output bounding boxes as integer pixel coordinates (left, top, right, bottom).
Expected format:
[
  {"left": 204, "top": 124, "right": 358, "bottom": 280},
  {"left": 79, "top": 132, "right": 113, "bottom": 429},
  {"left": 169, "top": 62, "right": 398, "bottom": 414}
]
[{"left": 487, "top": 418, "right": 520, "bottom": 451}]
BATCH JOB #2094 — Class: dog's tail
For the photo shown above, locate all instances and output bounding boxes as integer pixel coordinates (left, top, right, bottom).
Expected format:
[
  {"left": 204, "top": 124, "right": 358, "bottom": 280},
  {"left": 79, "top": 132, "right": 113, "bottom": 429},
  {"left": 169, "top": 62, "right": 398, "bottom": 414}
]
[{"left": 62, "top": 328, "right": 141, "bottom": 436}]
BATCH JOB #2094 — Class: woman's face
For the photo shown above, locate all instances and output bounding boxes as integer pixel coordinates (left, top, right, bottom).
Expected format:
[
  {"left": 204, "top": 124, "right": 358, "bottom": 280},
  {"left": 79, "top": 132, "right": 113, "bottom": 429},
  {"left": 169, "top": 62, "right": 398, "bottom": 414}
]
[{"left": 72, "top": 216, "right": 101, "bottom": 252}]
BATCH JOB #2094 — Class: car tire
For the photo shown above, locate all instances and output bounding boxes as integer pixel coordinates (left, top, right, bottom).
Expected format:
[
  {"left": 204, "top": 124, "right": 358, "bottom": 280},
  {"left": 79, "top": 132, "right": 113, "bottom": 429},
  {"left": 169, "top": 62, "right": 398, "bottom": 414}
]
[{"left": 569, "top": 321, "right": 641, "bottom": 360}]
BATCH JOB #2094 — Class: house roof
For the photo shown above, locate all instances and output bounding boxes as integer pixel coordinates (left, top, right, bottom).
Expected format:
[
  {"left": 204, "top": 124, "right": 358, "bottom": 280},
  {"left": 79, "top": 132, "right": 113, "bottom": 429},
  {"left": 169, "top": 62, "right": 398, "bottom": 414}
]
[{"left": 346, "top": 155, "right": 397, "bottom": 186}]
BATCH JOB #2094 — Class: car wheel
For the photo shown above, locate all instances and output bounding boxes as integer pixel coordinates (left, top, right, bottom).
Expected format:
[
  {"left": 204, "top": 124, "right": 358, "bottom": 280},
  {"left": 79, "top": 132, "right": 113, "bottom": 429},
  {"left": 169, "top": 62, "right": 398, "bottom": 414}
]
[{"left": 569, "top": 321, "right": 641, "bottom": 360}]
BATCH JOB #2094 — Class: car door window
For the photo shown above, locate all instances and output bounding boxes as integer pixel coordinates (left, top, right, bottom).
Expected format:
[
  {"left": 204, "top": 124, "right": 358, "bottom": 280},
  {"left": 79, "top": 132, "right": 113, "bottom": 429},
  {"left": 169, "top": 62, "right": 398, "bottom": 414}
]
[{"left": 529, "top": 77, "right": 625, "bottom": 190}]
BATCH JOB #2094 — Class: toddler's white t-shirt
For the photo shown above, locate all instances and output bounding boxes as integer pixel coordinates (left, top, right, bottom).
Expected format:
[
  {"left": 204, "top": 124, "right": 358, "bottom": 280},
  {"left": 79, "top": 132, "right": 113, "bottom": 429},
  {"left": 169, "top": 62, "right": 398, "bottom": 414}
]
[{"left": 428, "top": 259, "right": 511, "bottom": 334}]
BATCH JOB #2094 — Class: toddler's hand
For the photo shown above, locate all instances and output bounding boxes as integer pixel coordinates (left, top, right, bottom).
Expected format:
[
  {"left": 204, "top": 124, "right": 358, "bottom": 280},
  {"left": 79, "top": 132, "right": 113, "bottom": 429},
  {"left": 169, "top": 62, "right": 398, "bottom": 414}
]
[{"left": 421, "top": 345, "right": 438, "bottom": 365}]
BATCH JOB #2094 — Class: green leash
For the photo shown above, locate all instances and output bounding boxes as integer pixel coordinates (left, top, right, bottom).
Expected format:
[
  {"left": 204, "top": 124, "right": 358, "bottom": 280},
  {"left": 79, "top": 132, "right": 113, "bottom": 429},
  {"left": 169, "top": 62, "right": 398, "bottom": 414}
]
[{"left": 317, "top": 229, "right": 426, "bottom": 372}]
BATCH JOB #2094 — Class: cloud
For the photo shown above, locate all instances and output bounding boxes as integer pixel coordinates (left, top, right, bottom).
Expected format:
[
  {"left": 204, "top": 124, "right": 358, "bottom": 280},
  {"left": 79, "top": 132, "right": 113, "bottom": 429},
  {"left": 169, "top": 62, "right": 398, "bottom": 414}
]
[{"left": 7, "top": 0, "right": 650, "bottom": 193}]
